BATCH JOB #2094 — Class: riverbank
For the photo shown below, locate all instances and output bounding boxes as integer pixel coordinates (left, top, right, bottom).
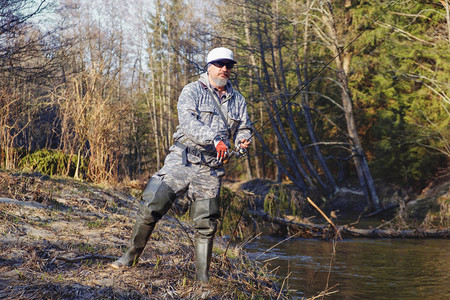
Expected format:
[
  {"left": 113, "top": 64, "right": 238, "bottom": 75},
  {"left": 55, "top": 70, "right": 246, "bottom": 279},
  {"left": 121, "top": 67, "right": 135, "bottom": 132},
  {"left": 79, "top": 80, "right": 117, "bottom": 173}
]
[
  {"left": 1, "top": 169, "right": 447, "bottom": 299},
  {"left": 0, "top": 170, "right": 287, "bottom": 299},
  {"left": 229, "top": 172, "right": 450, "bottom": 239}
]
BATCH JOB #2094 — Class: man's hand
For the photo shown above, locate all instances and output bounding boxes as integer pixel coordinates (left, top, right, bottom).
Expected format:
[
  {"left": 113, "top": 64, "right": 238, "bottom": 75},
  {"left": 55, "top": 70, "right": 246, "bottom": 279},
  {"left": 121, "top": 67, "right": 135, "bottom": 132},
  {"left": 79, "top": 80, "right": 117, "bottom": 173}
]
[
  {"left": 234, "top": 139, "right": 251, "bottom": 158},
  {"left": 214, "top": 140, "right": 228, "bottom": 162},
  {"left": 238, "top": 139, "right": 251, "bottom": 149}
]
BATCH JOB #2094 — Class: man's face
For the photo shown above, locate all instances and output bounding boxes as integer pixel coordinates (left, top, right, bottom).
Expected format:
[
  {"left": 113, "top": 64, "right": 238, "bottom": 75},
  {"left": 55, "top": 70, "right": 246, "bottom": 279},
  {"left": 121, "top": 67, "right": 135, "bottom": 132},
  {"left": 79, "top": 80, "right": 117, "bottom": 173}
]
[{"left": 208, "top": 60, "right": 234, "bottom": 88}]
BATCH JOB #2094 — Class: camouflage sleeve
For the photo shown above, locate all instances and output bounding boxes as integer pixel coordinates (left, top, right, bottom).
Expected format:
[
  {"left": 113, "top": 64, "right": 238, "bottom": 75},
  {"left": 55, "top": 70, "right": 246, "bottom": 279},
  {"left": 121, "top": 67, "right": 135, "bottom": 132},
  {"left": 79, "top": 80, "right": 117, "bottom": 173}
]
[
  {"left": 177, "top": 83, "right": 217, "bottom": 146},
  {"left": 234, "top": 96, "right": 253, "bottom": 144}
]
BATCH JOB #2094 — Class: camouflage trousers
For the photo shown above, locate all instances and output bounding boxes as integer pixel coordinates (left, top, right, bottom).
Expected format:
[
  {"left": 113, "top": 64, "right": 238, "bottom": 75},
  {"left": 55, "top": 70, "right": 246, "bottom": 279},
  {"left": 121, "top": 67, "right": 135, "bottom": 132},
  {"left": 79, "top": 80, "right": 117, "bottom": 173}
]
[
  {"left": 157, "top": 150, "right": 223, "bottom": 200},
  {"left": 144, "top": 150, "right": 224, "bottom": 238}
]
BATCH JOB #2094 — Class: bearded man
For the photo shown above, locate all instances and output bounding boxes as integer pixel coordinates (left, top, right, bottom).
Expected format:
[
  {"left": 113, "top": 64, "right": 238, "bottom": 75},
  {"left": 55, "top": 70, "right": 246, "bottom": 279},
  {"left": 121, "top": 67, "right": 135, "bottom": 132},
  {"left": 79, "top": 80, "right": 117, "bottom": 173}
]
[{"left": 111, "top": 47, "right": 252, "bottom": 283}]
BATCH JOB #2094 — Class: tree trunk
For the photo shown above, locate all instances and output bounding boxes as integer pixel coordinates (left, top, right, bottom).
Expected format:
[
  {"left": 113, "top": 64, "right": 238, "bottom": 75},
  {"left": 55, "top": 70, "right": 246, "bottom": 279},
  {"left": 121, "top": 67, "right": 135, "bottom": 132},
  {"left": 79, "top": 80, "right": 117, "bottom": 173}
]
[
  {"left": 336, "top": 56, "right": 380, "bottom": 210},
  {"left": 75, "top": 147, "right": 81, "bottom": 179},
  {"left": 319, "top": 0, "right": 381, "bottom": 209},
  {"left": 300, "top": 0, "right": 339, "bottom": 196},
  {"left": 243, "top": 5, "right": 261, "bottom": 178}
]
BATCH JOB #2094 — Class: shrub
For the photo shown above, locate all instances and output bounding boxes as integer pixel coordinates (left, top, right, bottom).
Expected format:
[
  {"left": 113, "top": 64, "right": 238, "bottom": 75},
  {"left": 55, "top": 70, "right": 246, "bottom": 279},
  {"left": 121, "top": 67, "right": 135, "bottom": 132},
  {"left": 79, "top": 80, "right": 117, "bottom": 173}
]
[
  {"left": 20, "top": 149, "right": 87, "bottom": 177},
  {"left": 263, "top": 184, "right": 301, "bottom": 218}
]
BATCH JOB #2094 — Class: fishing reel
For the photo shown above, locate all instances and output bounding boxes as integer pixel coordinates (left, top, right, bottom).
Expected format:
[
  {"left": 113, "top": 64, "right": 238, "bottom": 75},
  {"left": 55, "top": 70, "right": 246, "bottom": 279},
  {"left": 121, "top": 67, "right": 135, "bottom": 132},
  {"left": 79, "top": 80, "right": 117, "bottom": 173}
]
[
  {"left": 234, "top": 144, "right": 248, "bottom": 158},
  {"left": 223, "top": 144, "right": 248, "bottom": 164}
]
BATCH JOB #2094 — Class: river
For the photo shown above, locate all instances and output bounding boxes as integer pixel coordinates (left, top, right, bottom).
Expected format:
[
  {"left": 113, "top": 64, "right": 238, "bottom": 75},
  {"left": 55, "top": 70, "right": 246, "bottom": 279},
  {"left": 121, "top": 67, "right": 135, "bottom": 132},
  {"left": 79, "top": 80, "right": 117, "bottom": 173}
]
[{"left": 245, "top": 237, "right": 450, "bottom": 299}]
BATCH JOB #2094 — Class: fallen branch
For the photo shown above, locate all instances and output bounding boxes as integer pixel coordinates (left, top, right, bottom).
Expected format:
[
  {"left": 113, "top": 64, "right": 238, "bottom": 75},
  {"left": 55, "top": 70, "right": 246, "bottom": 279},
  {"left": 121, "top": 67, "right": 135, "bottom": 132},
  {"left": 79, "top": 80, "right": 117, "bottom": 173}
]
[
  {"left": 306, "top": 197, "right": 342, "bottom": 240},
  {"left": 248, "top": 210, "right": 326, "bottom": 232},
  {"left": 341, "top": 226, "right": 450, "bottom": 238},
  {"left": 307, "top": 284, "right": 340, "bottom": 299},
  {"left": 277, "top": 271, "right": 291, "bottom": 300},
  {"left": 249, "top": 210, "right": 450, "bottom": 239}
]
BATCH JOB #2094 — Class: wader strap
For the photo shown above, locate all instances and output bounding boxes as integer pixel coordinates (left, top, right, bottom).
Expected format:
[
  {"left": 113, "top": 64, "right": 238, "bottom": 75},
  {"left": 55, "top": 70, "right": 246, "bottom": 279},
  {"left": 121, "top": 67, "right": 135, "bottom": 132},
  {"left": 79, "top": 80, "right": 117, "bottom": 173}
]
[
  {"left": 175, "top": 141, "right": 189, "bottom": 165},
  {"left": 206, "top": 87, "right": 231, "bottom": 136}
]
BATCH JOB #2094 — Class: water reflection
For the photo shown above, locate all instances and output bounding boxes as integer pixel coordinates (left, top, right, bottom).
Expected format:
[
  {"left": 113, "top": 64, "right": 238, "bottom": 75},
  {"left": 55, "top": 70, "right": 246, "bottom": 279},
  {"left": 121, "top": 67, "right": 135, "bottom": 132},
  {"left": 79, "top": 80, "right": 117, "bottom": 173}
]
[{"left": 245, "top": 238, "right": 450, "bottom": 299}]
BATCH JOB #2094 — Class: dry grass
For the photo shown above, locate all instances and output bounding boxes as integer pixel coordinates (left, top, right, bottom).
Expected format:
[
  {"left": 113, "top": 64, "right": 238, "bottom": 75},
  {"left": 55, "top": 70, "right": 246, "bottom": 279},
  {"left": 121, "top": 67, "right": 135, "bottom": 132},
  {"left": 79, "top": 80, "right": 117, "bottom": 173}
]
[{"left": 0, "top": 171, "right": 287, "bottom": 299}]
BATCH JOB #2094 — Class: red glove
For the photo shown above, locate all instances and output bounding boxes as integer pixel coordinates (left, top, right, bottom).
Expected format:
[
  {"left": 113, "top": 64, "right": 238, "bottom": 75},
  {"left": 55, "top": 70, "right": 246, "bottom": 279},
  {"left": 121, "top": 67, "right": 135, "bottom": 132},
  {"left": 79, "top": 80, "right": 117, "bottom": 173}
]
[{"left": 215, "top": 140, "right": 228, "bottom": 162}]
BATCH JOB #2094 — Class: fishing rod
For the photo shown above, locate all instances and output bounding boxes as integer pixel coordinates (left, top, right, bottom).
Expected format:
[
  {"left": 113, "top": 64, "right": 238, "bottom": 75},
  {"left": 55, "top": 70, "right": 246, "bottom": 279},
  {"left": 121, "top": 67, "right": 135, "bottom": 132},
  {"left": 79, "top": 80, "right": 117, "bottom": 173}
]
[
  {"left": 229, "top": 0, "right": 400, "bottom": 161},
  {"left": 221, "top": 1, "right": 402, "bottom": 242}
]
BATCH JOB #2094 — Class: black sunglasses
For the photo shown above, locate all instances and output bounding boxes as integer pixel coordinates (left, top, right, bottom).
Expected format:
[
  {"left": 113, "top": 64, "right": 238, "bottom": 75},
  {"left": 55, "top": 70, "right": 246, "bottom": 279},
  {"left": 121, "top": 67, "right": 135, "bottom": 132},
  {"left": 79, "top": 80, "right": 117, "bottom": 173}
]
[{"left": 211, "top": 61, "right": 235, "bottom": 69}]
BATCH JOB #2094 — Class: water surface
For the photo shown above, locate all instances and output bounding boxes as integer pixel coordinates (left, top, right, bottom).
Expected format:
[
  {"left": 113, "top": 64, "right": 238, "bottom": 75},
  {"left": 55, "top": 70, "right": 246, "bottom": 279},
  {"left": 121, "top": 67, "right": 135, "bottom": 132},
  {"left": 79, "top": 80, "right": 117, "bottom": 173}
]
[{"left": 245, "top": 237, "right": 450, "bottom": 299}]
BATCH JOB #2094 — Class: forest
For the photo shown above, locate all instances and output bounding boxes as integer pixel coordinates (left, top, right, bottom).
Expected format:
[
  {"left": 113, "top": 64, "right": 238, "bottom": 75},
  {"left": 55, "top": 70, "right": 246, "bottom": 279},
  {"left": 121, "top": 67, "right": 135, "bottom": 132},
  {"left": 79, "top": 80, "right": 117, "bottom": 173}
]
[
  {"left": 1, "top": 0, "right": 449, "bottom": 298},
  {"left": 1, "top": 0, "right": 449, "bottom": 210}
]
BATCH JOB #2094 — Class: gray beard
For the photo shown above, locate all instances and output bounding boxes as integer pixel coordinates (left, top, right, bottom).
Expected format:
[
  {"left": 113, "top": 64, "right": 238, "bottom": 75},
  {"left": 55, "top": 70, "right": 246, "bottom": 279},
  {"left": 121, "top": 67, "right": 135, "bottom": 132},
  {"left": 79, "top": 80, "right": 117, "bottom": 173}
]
[{"left": 212, "top": 77, "right": 228, "bottom": 87}]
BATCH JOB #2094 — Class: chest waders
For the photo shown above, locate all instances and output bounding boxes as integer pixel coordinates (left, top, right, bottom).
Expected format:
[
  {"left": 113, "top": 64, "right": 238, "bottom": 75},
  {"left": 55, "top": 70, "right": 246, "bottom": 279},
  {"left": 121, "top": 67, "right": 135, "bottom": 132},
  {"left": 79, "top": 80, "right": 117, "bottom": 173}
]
[
  {"left": 110, "top": 76, "right": 236, "bottom": 282},
  {"left": 111, "top": 176, "right": 220, "bottom": 283}
]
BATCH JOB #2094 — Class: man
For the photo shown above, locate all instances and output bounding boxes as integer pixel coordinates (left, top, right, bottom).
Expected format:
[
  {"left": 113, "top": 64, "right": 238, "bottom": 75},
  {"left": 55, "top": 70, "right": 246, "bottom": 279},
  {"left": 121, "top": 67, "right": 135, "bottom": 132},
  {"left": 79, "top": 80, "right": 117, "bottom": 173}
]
[{"left": 111, "top": 47, "right": 253, "bottom": 283}]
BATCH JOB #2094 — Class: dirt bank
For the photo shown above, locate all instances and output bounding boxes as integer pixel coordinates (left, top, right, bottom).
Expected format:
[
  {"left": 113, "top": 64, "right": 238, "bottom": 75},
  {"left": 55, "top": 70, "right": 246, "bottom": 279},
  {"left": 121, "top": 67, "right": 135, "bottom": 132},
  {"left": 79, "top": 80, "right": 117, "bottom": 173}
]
[
  {"left": 231, "top": 174, "right": 450, "bottom": 238},
  {"left": 0, "top": 171, "right": 287, "bottom": 299}
]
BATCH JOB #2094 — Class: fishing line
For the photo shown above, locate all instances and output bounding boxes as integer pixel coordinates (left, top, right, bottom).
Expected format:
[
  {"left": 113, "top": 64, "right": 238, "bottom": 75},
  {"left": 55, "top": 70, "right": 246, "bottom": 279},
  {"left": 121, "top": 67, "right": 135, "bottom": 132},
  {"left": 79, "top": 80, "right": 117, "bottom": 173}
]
[{"left": 249, "top": 0, "right": 401, "bottom": 140}]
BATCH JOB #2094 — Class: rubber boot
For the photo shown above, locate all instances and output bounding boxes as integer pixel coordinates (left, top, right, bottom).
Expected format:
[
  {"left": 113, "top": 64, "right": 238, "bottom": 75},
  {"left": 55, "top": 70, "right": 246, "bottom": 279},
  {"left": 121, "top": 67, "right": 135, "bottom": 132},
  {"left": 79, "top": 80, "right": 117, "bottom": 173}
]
[
  {"left": 110, "top": 217, "right": 154, "bottom": 268},
  {"left": 111, "top": 177, "right": 176, "bottom": 268},
  {"left": 190, "top": 197, "right": 220, "bottom": 282},
  {"left": 194, "top": 236, "right": 214, "bottom": 283}
]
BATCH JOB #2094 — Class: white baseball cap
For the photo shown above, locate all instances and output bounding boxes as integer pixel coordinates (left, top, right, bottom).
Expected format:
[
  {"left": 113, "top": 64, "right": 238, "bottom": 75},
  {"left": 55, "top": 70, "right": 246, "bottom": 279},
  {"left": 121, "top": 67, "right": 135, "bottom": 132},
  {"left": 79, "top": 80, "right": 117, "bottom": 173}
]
[{"left": 206, "top": 47, "right": 237, "bottom": 64}]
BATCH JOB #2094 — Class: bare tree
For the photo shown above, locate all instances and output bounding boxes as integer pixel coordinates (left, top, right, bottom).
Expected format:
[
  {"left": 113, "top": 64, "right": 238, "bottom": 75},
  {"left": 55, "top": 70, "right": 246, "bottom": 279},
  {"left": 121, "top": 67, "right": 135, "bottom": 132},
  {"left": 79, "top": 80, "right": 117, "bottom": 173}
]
[
  {"left": 218, "top": 0, "right": 340, "bottom": 200},
  {"left": 0, "top": 84, "right": 30, "bottom": 169},
  {"left": 307, "top": 0, "right": 380, "bottom": 209},
  {"left": 0, "top": 0, "right": 60, "bottom": 169}
]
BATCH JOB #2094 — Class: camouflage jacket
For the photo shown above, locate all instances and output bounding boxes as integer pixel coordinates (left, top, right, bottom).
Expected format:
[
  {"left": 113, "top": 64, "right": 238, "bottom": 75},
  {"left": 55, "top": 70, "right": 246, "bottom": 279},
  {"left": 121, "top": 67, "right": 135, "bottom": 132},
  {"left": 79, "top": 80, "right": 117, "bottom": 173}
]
[{"left": 171, "top": 73, "right": 253, "bottom": 166}]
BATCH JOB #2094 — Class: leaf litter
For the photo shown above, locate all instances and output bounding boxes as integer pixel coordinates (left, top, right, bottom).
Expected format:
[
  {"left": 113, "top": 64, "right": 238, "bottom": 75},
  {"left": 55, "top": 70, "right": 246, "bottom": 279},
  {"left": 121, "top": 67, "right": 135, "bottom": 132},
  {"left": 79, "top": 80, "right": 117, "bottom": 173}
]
[{"left": 0, "top": 171, "right": 287, "bottom": 299}]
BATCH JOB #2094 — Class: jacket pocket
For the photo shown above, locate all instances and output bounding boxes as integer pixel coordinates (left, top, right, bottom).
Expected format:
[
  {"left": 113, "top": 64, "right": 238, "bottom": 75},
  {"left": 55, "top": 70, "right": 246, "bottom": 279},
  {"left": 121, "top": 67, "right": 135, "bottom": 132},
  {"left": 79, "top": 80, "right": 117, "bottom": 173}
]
[{"left": 198, "top": 104, "right": 214, "bottom": 126}]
